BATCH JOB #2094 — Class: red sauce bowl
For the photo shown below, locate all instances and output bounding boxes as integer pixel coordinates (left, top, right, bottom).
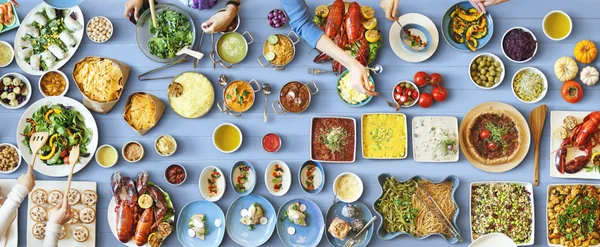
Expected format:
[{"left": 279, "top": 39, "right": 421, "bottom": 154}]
[
  {"left": 262, "top": 133, "right": 281, "bottom": 153},
  {"left": 164, "top": 164, "right": 187, "bottom": 186}
]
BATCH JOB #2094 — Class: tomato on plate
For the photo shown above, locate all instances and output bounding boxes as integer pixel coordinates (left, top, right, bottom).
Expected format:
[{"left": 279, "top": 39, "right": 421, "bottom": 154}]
[
  {"left": 487, "top": 142, "right": 498, "bottom": 150},
  {"left": 418, "top": 92, "right": 433, "bottom": 108},
  {"left": 414, "top": 71, "right": 429, "bottom": 87},
  {"left": 480, "top": 129, "right": 491, "bottom": 140},
  {"left": 429, "top": 73, "right": 443, "bottom": 86},
  {"left": 432, "top": 86, "right": 448, "bottom": 102},
  {"left": 561, "top": 80, "right": 583, "bottom": 103}
]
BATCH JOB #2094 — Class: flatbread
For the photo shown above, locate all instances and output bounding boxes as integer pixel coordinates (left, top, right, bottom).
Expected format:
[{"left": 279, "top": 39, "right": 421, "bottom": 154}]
[{"left": 466, "top": 110, "right": 521, "bottom": 165}]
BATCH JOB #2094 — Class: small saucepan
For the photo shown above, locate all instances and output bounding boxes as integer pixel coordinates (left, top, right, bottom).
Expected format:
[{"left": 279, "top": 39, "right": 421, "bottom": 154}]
[
  {"left": 214, "top": 31, "right": 254, "bottom": 69},
  {"left": 257, "top": 31, "right": 300, "bottom": 70},
  {"left": 217, "top": 79, "right": 261, "bottom": 117},
  {"left": 272, "top": 81, "right": 318, "bottom": 114}
]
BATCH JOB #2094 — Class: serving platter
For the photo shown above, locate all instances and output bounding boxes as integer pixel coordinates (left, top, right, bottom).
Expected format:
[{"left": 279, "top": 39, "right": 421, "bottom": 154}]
[
  {"left": 276, "top": 198, "right": 325, "bottom": 247},
  {"left": 325, "top": 200, "right": 374, "bottom": 247},
  {"left": 459, "top": 102, "right": 530, "bottom": 173},
  {"left": 361, "top": 113, "right": 407, "bottom": 160},
  {"left": 412, "top": 116, "right": 460, "bottom": 162},
  {"left": 225, "top": 194, "right": 276, "bottom": 247},
  {"left": 310, "top": 116, "right": 356, "bottom": 163},
  {"left": 0, "top": 179, "right": 18, "bottom": 247},
  {"left": 176, "top": 199, "right": 226, "bottom": 247},
  {"left": 389, "top": 13, "right": 439, "bottom": 63}
]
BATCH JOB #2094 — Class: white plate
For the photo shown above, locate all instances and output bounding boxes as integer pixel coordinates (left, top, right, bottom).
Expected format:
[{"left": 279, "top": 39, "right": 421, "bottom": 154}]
[
  {"left": 310, "top": 116, "right": 356, "bottom": 163},
  {"left": 361, "top": 113, "right": 408, "bottom": 159},
  {"left": 16, "top": 96, "right": 98, "bottom": 177},
  {"left": 470, "top": 181, "right": 535, "bottom": 246},
  {"left": 549, "top": 111, "right": 600, "bottom": 179},
  {"left": 13, "top": 2, "right": 84, "bottom": 75},
  {"left": 0, "top": 179, "right": 18, "bottom": 247},
  {"left": 27, "top": 180, "right": 97, "bottom": 247},
  {"left": 389, "top": 13, "right": 439, "bottom": 63},
  {"left": 469, "top": 233, "right": 517, "bottom": 247},
  {"left": 412, "top": 116, "right": 460, "bottom": 162},
  {"left": 199, "top": 166, "right": 226, "bottom": 202},
  {"left": 265, "top": 160, "right": 291, "bottom": 196}
]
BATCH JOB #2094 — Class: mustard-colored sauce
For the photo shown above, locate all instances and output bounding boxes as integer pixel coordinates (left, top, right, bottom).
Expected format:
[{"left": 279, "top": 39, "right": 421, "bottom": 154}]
[
  {"left": 336, "top": 174, "right": 360, "bottom": 201},
  {"left": 214, "top": 124, "right": 241, "bottom": 152},
  {"left": 97, "top": 146, "right": 117, "bottom": 167},
  {"left": 544, "top": 12, "right": 571, "bottom": 39}
]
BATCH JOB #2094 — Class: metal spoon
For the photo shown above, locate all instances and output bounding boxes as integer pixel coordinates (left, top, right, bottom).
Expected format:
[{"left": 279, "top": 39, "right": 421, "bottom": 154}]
[
  {"left": 368, "top": 64, "right": 383, "bottom": 75},
  {"left": 218, "top": 74, "right": 228, "bottom": 110},
  {"left": 262, "top": 83, "right": 271, "bottom": 123}
]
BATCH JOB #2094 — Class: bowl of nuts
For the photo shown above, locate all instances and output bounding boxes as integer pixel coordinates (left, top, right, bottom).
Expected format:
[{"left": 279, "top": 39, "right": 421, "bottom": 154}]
[
  {"left": 87, "top": 16, "right": 113, "bottom": 43},
  {"left": 0, "top": 143, "right": 21, "bottom": 174},
  {"left": 0, "top": 73, "right": 31, "bottom": 110}
]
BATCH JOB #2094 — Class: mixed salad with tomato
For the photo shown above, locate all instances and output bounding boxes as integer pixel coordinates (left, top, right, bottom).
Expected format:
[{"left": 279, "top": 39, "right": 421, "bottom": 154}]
[
  {"left": 208, "top": 168, "right": 221, "bottom": 197},
  {"left": 235, "top": 164, "right": 251, "bottom": 192},
  {"left": 272, "top": 164, "right": 284, "bottom": 192}
]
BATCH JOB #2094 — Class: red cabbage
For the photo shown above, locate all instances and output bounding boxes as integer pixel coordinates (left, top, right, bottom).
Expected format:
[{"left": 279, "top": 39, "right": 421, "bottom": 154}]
[{"left": 503, "top": 29, "right": 537, "bottom": 61}]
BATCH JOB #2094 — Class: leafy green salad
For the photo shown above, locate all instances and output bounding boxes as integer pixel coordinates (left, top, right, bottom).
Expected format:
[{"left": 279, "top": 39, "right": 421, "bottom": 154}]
[{"left": 148, "top": 9, "right": 193, "bottom": 59}]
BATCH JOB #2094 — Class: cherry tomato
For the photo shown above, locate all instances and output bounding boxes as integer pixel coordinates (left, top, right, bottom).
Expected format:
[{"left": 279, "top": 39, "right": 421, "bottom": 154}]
[
  {"left": 487, "top": 142, "right": 498, "bottom": 150},
  {"left": 432, "top": 86, "right": 448, "bottom": 102},
  {"left": 418, "top": 92, "right": 433, "bottom": 108},
  {"left": 561, "top": 80, "right": 583, "bottom": 104},
  {"left": 480, "top": 129, "right": 491, "bottom": 140},
  {"left": 394, "top": 93, "right": 402, "bottom": 101},
  {"left": 414, "top": 71, "right": 429, "bottom": 87},
  {"left": 429, "top": 73, "right": 443, "bottom": 86},
  {"left": 411, "top": 90, "right": 419, "bottom": 100},
  {"left": 395, "top": 86, "right": 403, "bottom": 93},
  {"left": 63, "top": 156, "right": 70, "bottom": 164},
  {"left": 60, "top": 149, "right": 67, "bottom": 157},
  {"left": 400, "top": 95, "right": 408, "bottom": 103}
]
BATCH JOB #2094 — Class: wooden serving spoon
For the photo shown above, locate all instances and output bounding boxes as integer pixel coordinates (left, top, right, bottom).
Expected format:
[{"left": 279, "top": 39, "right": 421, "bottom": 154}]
[
  {"left": 529, "top": 105, "right": 547, "bottom": 186},
  {"left": 149, "top": 0, "right": 157, "bottom": 28},
  {"left": 28, "top": 132, "right": 49, "bottom": 173},
  {"left": 63, "top": 145, "right": 80, "bottom": 196}
]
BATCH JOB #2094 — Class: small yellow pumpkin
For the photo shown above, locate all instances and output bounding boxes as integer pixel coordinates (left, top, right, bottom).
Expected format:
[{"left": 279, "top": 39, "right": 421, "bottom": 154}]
[
  {"left": 574, "top": 40, "right": 597, "bottom": 64},
  {"left": 554, "top": 56, "right": 579, "bottom": 82}
]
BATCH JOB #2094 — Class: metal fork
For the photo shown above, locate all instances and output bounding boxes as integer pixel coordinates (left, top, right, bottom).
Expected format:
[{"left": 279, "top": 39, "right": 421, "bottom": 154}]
[
  {"left": 307, "top": 68, "right": 335, "bottom": 75},
  {"left": 343, "top": 216, "right": 377, "bottom": 247},
  {"left": 396, "top": 20, "right": 411, "bottom": 41}
]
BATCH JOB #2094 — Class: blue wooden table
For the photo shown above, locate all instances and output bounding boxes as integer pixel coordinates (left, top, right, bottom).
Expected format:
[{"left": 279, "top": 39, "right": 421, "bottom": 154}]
[{"left": 1, "top": 0, "right": 599, "bottom": 246}]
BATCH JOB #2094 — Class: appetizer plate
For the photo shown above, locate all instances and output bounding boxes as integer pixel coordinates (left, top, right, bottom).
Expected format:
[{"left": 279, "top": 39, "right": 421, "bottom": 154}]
[
  {"left": 265, "top": 160, "right": 291, "bottom": 196},
  {"left": 14, "top": 2, "right": 84, "bottom": 75},
  {"left": 176, "top": 200, "right": 226, "bottom": 247},
  {"left": 469, "top": 181, "right": 535, "bottom": 246},
  {"left": 276, "top": 198, "right": 325, "bottom": 247},
  {"left": 459, "top": 102, "right": 530, "bottom": 173},
  {"left": 16, "top": 96, "right": 98, "bottom": 177},
  {"left": 199, "top": 166, "right": 226, "bottom": 202},
  {"left": 441, "top": 1, "right": 494, "bottom": 52},
  {"left": 0, "top": 0, "right": 19, "bottom": 34},
  {"left": 549, "top": 111, "right": 600, "bottom": 179},
  {"left": 230, "top": 161, "right": 256, "bottom": 196},
  {"left": 373, "top": 174, "right": 460, "bottom": 243},
  {"left": 325, "top": 201, "right": 374, "bottom": 247},
  {"left": 225, "top": 194, "right": 276, "bottom": 247},
  {"left": 412, "top": 116, "right": 460, "bottom": 162},
  {"left": 310, "top": 116, "right": 357, "bottom": 163},
  {"left": 298, "top": 160, "right": 325, "bottom": 194},
  {"left": 361, "top": 113, "right": 408, "bottom": 159},
  {"left": 0, "top": 179, "right": 18, "bottom": 247},
  {"left": 469, "top": 233, "right": 518, "bottom": 247},
  {"left": 389, "top": 13, "right": 439, "bottom": 63}
]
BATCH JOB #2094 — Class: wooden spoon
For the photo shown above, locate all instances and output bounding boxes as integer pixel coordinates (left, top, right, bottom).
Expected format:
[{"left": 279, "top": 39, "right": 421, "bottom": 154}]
[
  {"left": 28, "top": 132, "right": 49, "bottom": 173},
  {"left": 64, "top": 145, "right": 80, "bottom": 196},
  {"left": 149, "top": 0, "right": 157, "bottom": 28},
  {"left": 529, "top": 105, "right": 547, "bottom": 186}
]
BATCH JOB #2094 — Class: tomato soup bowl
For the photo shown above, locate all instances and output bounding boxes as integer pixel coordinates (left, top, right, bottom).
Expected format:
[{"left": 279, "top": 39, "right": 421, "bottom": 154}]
[
  {"left": 272, "top": 81, "right": 318, "bottom": 114},
  {"left": 216, "top": 79, "right": 261, "bottom": 117}
]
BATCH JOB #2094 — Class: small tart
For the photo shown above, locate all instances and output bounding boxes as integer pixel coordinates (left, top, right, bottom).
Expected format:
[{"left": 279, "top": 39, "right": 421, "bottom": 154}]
[
  {"left": 79, "top": 207, "right": 96, "bottom": 224},
  {"left": 72, "top": 226, "right": 89, "bottom": 242},
  {"left": 67, "top": 209, "right": 79, "bottom": 224},
  {"left": 81, "top": 190, "right": 98, "bottom": 206},
  {"left": 67, "top": 189, "right": 81, "bottom": 205},
  {"left": 32, "top": 222, "right": 46, "bottom": 240},
  {"left": 48, "top": 190, "right": 63, "bottom": 206},
  {"left": 30, "top": 189, "right": 48, "bottom": 206},
  {"left": 58, "top": 225, "right": 67, "bottom": 240},
  {"left": 30, "top": 206, "right": 47, "bottom": 222}
]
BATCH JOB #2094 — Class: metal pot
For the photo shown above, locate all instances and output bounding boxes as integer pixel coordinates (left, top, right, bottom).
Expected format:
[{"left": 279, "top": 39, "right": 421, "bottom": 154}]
[
  {"left": 272, "top": 81, "right": 318, "bottom": 114},
  {"left": 217, "top": 79, "right": 261, "bottom": 117},
  {"left": 214, "top": 31, "right": 254, "bottom": 69},
  {"left": 257, "top": 31, "right": 300, "bottom": 70}
]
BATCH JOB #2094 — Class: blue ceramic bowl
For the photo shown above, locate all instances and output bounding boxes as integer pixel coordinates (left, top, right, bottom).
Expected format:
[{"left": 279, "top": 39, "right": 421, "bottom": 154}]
[
  {"left": 276, "top": 198, "right": 325, "bottom": 247},
  {"left": 337, "top": 70, "right": 374, "bottom": 107},
  {"left": 441, "top": 1, "right": 494, "bottom": 52},
  {"left": 43, "top": 0, "right": 84, "bottom": 9},
  {"left": 230, "top": 161, "right": 256, "bottom": 196},
  {"left": 372, "top": 174, "right": 461, "bottom": 243},
  {"left": 298, "top": 160, "right": 325, "bottom": 194},
  {"left": 176, "top": 200, "right": 226, "bottom": 247},
  {"left": 399, "top": 23, "right": 432, "bottom": 53},
  {"left": 226, "top": 194, "right": 276, "bottom": 247},
  {"left": 325, "top": 201, "right": 374, "bottom": 247}
]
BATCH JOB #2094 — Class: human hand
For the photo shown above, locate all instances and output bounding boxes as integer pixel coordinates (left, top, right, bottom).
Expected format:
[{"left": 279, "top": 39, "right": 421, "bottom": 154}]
[
  {"left": 201, "top": 7, "right": 237, "bottom": 34},
  {"left": 124, "top": 0, "right": 144, "bottom": 21},
  {"left": 380, "top": 0, "right": 399, "bottom": 21},
  {"left": 348, "top": 62, "right": 378, "bottom": 96},
  {"left": 16, "top": 171, "right": 34, "bottom": 192},
  {"left": 469, "top": 0, "right": 505, "bottom": 13},
  {"left": 47, "top": 199, "right": 72, "bottom": 225}
]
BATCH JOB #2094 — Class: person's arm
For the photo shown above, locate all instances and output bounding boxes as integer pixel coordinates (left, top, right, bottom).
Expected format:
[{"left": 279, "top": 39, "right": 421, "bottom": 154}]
[
  {"left": 124, "top": 0, "right": 144, "bottom": 21},
  {"left": 201, "top": 0, "right": 240, "bottom": 33},
  {"left": 43, "top": 198, "right": 72, "bottom": 247},
  {"left": 380, "top": 0, "right": 399, "bottom": 21},
  {"left": 469, "top": 0, "right": 509, "bottom": 13},
  {"left": 0, "top": 184, "right": 28, "bottom": 241}
]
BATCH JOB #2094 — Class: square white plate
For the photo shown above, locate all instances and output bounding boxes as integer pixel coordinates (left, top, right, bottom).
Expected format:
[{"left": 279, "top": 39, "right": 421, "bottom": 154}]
[
  {"left": 412, "top": 116, "right": 459, "bottom": 162},
  {"left": 361, "top": 113, "right": 408, "bottom": 159}
]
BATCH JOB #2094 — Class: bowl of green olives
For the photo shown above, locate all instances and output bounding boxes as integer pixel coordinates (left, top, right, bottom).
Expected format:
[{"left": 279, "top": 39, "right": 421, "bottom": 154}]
[{"left": 469, "top": 53, "right": 505, "bottom": 89}]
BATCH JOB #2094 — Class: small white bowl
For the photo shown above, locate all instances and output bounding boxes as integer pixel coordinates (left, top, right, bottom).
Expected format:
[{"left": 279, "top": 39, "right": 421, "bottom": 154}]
[
  {"left": 0, "top": 143, "right": 21, "bottom": 174},
  {"left": 155, "top": 134, "right": 177, "bottom": 156},
  {"left": 392, "top": 80, "right": 420, "bottom": 108},
  {"left": 38, "top": 70, "right": 69, "bottom": 97},
  {"left": 121, "top": 141, "right": 144, "bottom": 163},
  {"left": 86, "top": 16, "right": 114, "bottom": 43},
  {"left": 164, "top": 164, "right": 187, "bottom": 186},
  {"left": 199, "top": 166, "right": 226, "bottom": 202},
  {"left": 94, "top": 144, "right": 118, "bottom": 168},
  {"left": 333, "top": 172, "right": 363, "bottom": 203},
  {"left": 542, "top": 10, "right": 572, "bottom": 41},
  {"left": 0, "top": 72, "right": 32, "bottom": 110},
  {"left": 212, "top": 123, "right": 242, "bottom": 153},
  {"left": 511, "top": 67, "right": 548, "bottom": 104},
  {"left": 264, "top": 160, "right": 291, "bottom": 196},
  {"left": 0, "top": 41, "right": 14, "bottom": 67},
  {"left": 469, "top": 53, "right": 506, "bottom": 90},
  {"left": 501, "top": 27, "right": 538, "bottom": 64}
]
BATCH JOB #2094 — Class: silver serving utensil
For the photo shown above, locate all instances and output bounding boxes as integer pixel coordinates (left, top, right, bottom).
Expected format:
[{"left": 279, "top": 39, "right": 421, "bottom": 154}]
[
  {"left": 368, "top": 64, "right": 383, "bottom": 75},
  {"left": 415, "top": 182, "right": 463, "bottom": 242},
  {"left": 218, "top": 74, "right": 228, "bottom": 110},
  {"left": 210, "top": 33, "right": 217, "bottom": 70},
  {"left": 376, "top": 95, "right": 400, "bottom": 111},
  {"left": 262, "top": 83, "right": 271, "bottom": 123},
  {"left": 138, "top": 57, "right": 190, "bottom": 81},
  {"left": 396, "top": 20, "right": 411, "bottom": 41},
  {"left": 331, "top": 188, "right": 339, "bottom": 206},
  {"left": 307, "top": 68, "right": 335, "bottom": 75},
  {"left": 194, "top": 31, "right": 205, "bottom": 68},
  {"left": 343, "top": 216, "right": 377, "bottom": 247}
]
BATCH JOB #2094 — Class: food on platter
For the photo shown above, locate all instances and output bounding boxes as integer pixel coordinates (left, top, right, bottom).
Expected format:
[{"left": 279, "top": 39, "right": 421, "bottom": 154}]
[
  {"left": 393, "top": 81, "right": 419, "bottom": 107},
  {"left": 31, "top": 188, "right": 48, "bottom": 205},
  {"left": 148, "top": 9, "right": 192, "bottom": 59},
  {"left": 470, "top": 54, "right": 504, "bottom": 88},
  {"left": 81, "top": 190, "right": 98, "bottom": 206},
  {"left": 79, "top": 206, "right": 96, "bottom": 224},
  {"left": 39, "top": 71, "right": 66, "bottom": 97},
  {"left": 512, "top": 68, "right": 546, "bottom": 103},
  {"left": 47, "top": 190, "right": 62, "bottom": 206},
  {"left": 471, "top": 183, "right": 533, "bottom": 244},
  {"left": 574, "top": 40, "right": 597, "bottom": 64},
  {"left": 30, "top": 206, "right": 47, "bottom": 222},
  {"left": 240, "top": 203, "right": 266, "bottom": 230},
  {"left": 561, "top": 80, "right": 584, "bottom": 104},
  {"left": 277, "top": 81, "right": 313, "bottom": 113},
  {"left": 447, "top": 4, "right": 489, "bottom": 51},
  {"left": 374, "top": 177, "right": 417, "bottom": 234},
  {"left": 580, "top": 66, "right": 599, "bottom": 86},
  {"left": 362, "top": 113, "right": 407, "bottom": 159},
  {"left": 543, "top": 11, "right": 571, "bottom": 40},
  {"left": 32, "top": 222, "right": 46, "bottom": 239},
  {"left": 300, "top": 161, "right": 323, "bottom": 192},
  {"left": 213, "top": 123, "right": 242, "bottom": 153},
  {"left": 0, "top": 144, "right": 19, "bottom": 172},
  {"left": 207, "top": 168, "right": 222, "bottom": 198},
  {"left": 21, "top": 104, "right": 93, "bottom": 166},
  {"left": 217, "top": 32, "right": 248, "bottom": 64},
  {"left": 123, "top": 141, "right": 143, "bottom": 162},
  {"left": 267, "top": 9, "right": 287, "bottom": 28},
  {"left": 72, "top": 225, "right": 89, "bottom": 242},
  {"left": 413, "top": 116, "right": 459, "bottom": 162},
  {"left": 334, "top": 173, "right": 362, "bottom": 203},
  {"left": 350, "top": 219, "right": 365, "bottom": 232},
  {"left": 553, "top": 112, "right": 600, "bottom": 174},
  {"left": 328, "top": 217, "right": 351, "bottom": 240},
  {"left": 263, "top": 34, "right": 294, "bottom": 65},
  {"left": 168, "top": 72, "right": 214, "bottom": 118},
  {"left": 553, "top": 126, "right": 568, "bottom": 140},
  {"left": 270, "top": 163, "right": 284, "bottom": 193},
  {"left": 67, "top": 188, "right": 80, "bottom": 205},
  {"left": 233, "top": 163, "right": 253, "bottom": 193},
  {"left": 67, "top": 208, "right": 79, "bottom": 224},
  {"left": 401, "top": 26, "right": 428, "bottom": 50},
  {"left": 554, "top": 56, "right": 578, "bottom": 82},
  {"left": 262, "top": 133, "right": 281, "bottom": 153},
  {"left": 281, "top": 202, "right": 307, "bottom": 227},
  {"left": 1, "top": 74, "right": 29, "bottom": 108},
  {"left": 564, "top": 116, "right": 578, "bottom": 130},
  {"left": 547, "top": 185, "right": 600, "bottom": 246},
  {"left": 311, "top": 117, "right": 355, "bottom": 162},
  {"left": 338, "top": 72, "right": 373, "bottom": 105},
  {"left": 224, "top": 81, "right": 256, "bottom": 113},
  {"left": 165, "top": 164, "right": 186, "bottom": 185},
  {"left": 73, "top": 57, "right": 124, "bottom": 102},
  {"left": 96, "top": 145, "right": 117, "bottom": 167},
  {"left": 58, "top": 225, "right": 67, "bottom": 240},
  {"left": 466, "top": 110, "right": 521, "bottom": 165},
  {"left": 0, "top": 41, "right": 13, "bottom": 66},
  {"left": 0, "top": 2, "right": 16, "bottom": 30},
  {"left": 188, "top": 214, "right": 207, "bottom": 240},
  {"left": 502, "top": 28, "right": 537, "bottom": 62},
  {"left": 155, "top": 135, "right": 176, "bottom": 156},
  {"left": 87, "top": 16, "right": 113, "bottom": 43},
  {"left": 413, "top": 180, "right": 456, "bottom": 237}
]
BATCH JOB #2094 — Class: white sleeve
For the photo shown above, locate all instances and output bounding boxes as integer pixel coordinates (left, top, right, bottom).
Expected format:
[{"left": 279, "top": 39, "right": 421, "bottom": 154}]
[
  {"left": 43, "top": 222, "right": 61, "bottom": 247},
  {"left": 0, "top": 184, "right": 29, "bottom": 241}
]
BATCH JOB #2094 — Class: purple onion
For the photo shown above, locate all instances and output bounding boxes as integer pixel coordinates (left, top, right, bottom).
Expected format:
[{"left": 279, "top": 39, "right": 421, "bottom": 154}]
[
  {"left": 275, "top": 23, "right": 280, "bottom": 28},
  {"left": 281, "top": 17, "right": 286, "bottom": 22}
]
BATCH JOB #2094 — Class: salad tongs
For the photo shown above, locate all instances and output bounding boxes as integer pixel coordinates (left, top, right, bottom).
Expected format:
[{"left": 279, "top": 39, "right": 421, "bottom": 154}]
[{"left": 137, "top": 56, "right": 190, "bottom": 81}]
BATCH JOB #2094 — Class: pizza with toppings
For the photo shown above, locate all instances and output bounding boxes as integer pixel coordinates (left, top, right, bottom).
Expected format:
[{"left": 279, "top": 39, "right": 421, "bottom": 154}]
[{"left": 466, "top": 110, "right": 521, "bottom": 165}]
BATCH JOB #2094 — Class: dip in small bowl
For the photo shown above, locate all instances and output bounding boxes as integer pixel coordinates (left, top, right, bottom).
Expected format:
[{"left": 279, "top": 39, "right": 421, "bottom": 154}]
[
  {"left": 122, "top": 141, "right": 144, "bottom": 163},
  {"left": 333, "top": 172, "right": 363, "bottom": 203},
  {"left": 155, "top": 134, "right": 177, "bottom": 156},
  {"left": 95, "top": 144, "right": 118, "bottom": 168}
]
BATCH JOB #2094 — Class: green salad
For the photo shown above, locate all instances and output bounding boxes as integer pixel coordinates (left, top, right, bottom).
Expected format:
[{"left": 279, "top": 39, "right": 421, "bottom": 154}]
[
  {"left": 22, "top": 104, "right": 92, "bottom": 165},
  {"left": 148, "top": 9, "right": 193, "bottom": 59}
]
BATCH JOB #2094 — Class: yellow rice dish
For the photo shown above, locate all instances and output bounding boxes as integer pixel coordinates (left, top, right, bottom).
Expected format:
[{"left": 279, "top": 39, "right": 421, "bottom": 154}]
[
  {"left": 168, "top": 72, "right": 214, "bottom": 118},
  {"left": 362, "top": 114, "right": 407, "bottom": 158}
]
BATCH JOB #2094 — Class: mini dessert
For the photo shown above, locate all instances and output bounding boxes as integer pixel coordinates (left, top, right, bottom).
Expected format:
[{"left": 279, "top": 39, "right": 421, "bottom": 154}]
[
  {"left": 341, "top": 204, "right": 360, "bottom": 219},
  {"left": 30, "top": 188, "right": 47, "bottom": 205},
  {"left": 283, "top": 202, "right": 307, "bottom": 226},
  {"left": 350, "top": 219, "right": 365, "bottom": 232},
  {"left": 79, "top": 207, "right": 96, "bottom": 224},
  {"left": 47, "top": 190, "right": 63, "bottom": 206},
  {"left": 32, "top": 222, "right": 46, "bottom": 240},
  {"left": 58, "top": 225, "right": 67, "bottom": 240},
  {"left": 72, "top": 225, "right": 89, "bottom": 242},
  {"left": 67, "top": 189, "right": 81, "bottom": 205},
  {"left": 188, "top": 214, "right": 206, "bottom": 240},
  {"left": 30, "top": 206, "right": 47, "bottom": 222},
  {"left": 81, "top": 190, "right": 98, "bottom": 206},
  {"left": 240, "top": 203, "right": 265, "bottom": 230},
  {"left": 67, "top": 208, "right": 79, "bottom": 224},
  {"left": 328, "top": 217, "right": 351, "bottom": 240}
]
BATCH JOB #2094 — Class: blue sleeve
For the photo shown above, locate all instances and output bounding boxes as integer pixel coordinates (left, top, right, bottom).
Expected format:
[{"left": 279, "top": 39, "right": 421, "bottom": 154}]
[{"left": 280, "top": 0, "right": 325, "bottom": 48}]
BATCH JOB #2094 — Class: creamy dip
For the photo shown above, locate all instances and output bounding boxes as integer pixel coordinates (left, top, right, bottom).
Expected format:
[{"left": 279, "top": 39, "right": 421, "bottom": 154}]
[
  {"left": 335, "top": 174, "right": 361, "bottom": 201},
  {"left": 413, "top": 116, "right": 459, "bottom": 162}
]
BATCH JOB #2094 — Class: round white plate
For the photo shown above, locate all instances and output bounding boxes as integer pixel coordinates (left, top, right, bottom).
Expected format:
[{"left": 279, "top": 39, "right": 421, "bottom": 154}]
[
  {"left": 389, "top": 13, "right": 439, "bottom": 63},
  {"left": 16, "top": 96, "right": 98, "bottom": 177}
]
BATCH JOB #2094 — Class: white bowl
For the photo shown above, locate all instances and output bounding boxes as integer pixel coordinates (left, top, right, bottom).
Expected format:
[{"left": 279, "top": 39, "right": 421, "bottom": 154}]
[
  {"left": 164, "top": 163, "right": 187, "bottom": 186},
  {"left": 0, "top": 72, "right": 32, "bottom": 110},
  {"left": 511, "top": 67, "right": 548, "bottom": 104},
  {"left": 121, "top": 141, "right": 144, "bottom": 163},
  {"left": 469, "top": 233, "right": 518, "bottom": 247},
  {"left": 212, "top": 123, "right": 242, "bottom": 153},
  {"left": 0, "top": 143, "right": 21, "bottom": 174},
  {"left": 392, "top": 80, "right": 420, "bottom": 107},
  {"left": 199, "top": 166, "right": 226, "bottom": 202},
  {"left": 154, "top": 134, "right": 177, "bottom": 156},
  {"left": 501, "top": 27, "right": 538, "bottom": 64},
  {"left": 469, "top": 53, "right": 506, "bottom": 90},
  {"left": 94, "top": 144, "right": 118, "bottom": 168},
  {"left": 0, "top": 41, "right": 14, "bottom": 67},
  {"left": 333, "top": 172, "right": 363, "bottom": 203},
  {"left": 264, "top": 160, "right": 291, "bottom": 196},
  {"left": 38, "top": 70, "right": 69, "bottom": 97},
  {"left": 86, "top": 16, "right": 113, "bottom": 43},
  {"left": 542, "top": 11, "right": 572, "bottom": 41}
]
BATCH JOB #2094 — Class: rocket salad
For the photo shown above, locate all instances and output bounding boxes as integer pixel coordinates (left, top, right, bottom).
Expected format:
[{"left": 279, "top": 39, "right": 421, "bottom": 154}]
[{"left": 148, "top": 9, "right": 193, "bottom": 59}]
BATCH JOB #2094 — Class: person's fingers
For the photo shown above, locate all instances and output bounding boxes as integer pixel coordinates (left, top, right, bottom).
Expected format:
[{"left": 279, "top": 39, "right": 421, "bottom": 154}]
[
  {"left": 124, "top": 6, "right": 131, "bottom": 19},
  {"left": 134, "top": 6, "right": 140, "bottom": 21},
  {"left": 469, "top": 0, "right": 483, "bottom": 13},
  {"left": 477, "top": 2, "right": 486, "bottom": 13},
  {"left": 385, "top": 9, "right": 395, "bottom": 21},
  {"left": 392, "top": 0, "right": 399, "bottom": 20},
  {"left": 62, "top": 193, "right": 68, "bottom": 207}
]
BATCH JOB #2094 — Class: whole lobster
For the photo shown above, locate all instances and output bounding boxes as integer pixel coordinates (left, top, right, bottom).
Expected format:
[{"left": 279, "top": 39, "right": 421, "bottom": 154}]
[
  {"left": 556, "top": 112, "right": 600, "bottom": 174},
  {"left": 112, "top": 172, "right": 139, "bottom": 243},
  {"left": 134, "top": 208, "right": 154, "bottom": 246},
  {"left": 325, "top": 0, "right": 344, "bottom": 38},
  {"left": 345, "top": 2, "right": 363, "bottom": 44}
]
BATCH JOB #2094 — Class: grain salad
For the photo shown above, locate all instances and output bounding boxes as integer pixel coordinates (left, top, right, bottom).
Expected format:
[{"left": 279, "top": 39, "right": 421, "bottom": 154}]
[
  {"left": 413, "top": 116, "right": 458, "bottom": 162},
  {"left": 513, "top": 69, "right": 545, "bottom": 102}
]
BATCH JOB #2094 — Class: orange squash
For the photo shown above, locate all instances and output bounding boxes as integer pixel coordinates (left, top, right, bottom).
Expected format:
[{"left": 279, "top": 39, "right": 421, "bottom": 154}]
[{"left": 574, "top": 40, "right": 597, "bottom": 64}]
